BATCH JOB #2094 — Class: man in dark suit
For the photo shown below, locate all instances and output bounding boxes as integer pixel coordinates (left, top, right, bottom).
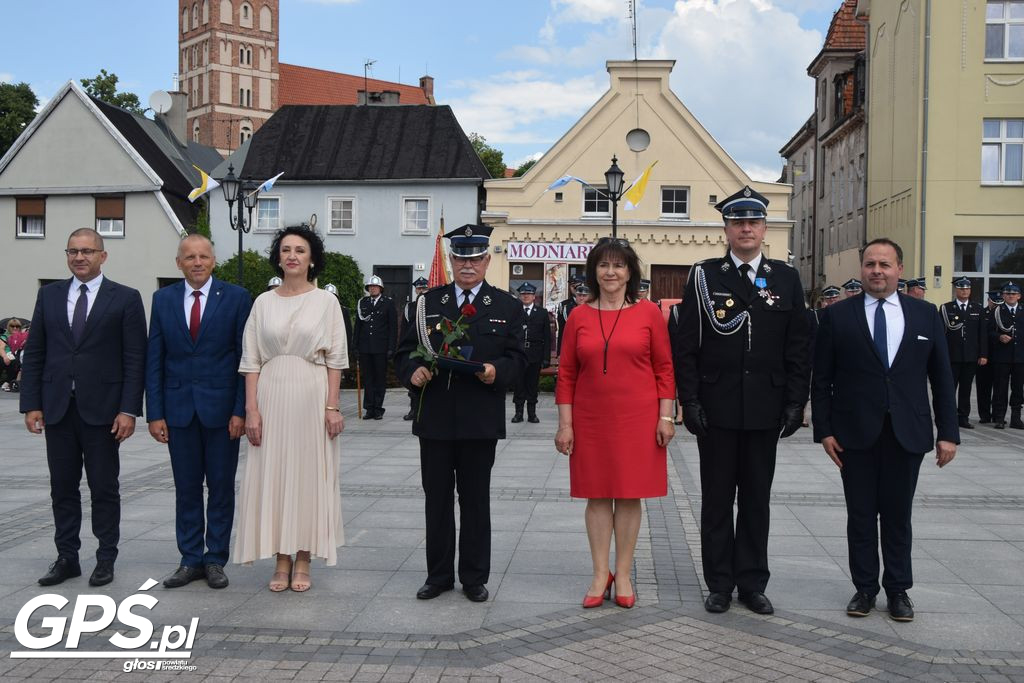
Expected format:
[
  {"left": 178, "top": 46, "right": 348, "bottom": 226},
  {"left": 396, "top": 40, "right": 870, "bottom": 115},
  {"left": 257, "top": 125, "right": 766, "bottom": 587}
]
[
  {"left": 989, "top": 281, "right": 1023, "bottom": 430},
  {"left": 977, "top": 290, "right": 1003, "bottom": 422},
  {"left": 674, "top": 186, "right": 810, "bottom": 616},
  {"left": 146, "top": 235, "right": 251, "bottom": 589},
  {"left": 511, "top": 282, "right": 551, "bottom": 424},
  {"left": 555, "top": 274, "right": 584, "bottom": 356},
  {"left": 401, "top": 277, "right": 430, "bottom": 420},
  {"left": 20, "top": 228, "right": 147, "bottom": 587},
  {"left": 354, "top": 275, "right": 397, "bottom": 419},
  {"left": 813, "top": 238, "right": 958, "bottom": 622},
  {"left": 942, "top": 277, "right": 988, "bottom": 429},
  {"left": 396, "top": 224, "right": 526, "bottom": 603}
]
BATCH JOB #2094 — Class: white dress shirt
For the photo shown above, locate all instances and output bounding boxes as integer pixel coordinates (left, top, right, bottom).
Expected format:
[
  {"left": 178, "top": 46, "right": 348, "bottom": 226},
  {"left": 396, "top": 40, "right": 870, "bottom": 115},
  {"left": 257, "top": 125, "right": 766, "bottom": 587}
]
[
  {"left": 729, "top": 252, "right": 763, "bottom": 284},
  {"left": 67, "top": 274, "right": 104, "bottom": 326},
  {"left": 865, "top": 291, "right": 905, "bottom": 367},
  {"left": 183, "top": 277, "right": 213, "bottom": 325},
  {"left": 458, "top": 282, "right": 483, "bottom": 307}
]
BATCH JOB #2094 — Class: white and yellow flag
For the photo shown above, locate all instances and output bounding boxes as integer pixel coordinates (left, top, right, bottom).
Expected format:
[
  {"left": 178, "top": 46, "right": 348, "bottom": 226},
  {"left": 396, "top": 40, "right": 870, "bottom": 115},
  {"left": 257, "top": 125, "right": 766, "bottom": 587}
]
[
  {"left": 623, "top": 160, "right": 658, "bottom": 211},
  {"left": 188, "top": 166, "right": 220, "bottom": 203}
]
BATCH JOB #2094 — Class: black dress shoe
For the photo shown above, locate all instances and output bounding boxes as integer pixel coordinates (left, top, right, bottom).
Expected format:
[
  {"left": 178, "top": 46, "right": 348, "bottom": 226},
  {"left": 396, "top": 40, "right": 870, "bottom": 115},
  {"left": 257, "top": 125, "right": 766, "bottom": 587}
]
[
  {"left": 363, "top": 411, "right": 374, "bottom": 420},
  {"left": 704, "top": 592, "right": 731, "bottom": 613},
  {"left": 738, "top": 591, "right": 774, "bottom": 614},
  {"left": 527, "top": 415, "right": 540, "bottom": 424},
  {"left": 89, "top": 561, "right": 115, "bottom": 587},
  {"left": 979, "top": 417, "right": 991, "bottom": 424},
  {"left": 510, "top": 413, "right": 523, "bottom": 423},
  {"left": 38, "top": 558, "right": 81, "bottom": 586},
  {"left": 1011, "top": 419, "right": 1024, "bottom": 430},
  {"left": 959, "top": 419, "right": 974, "bottom": 429},
  {"left": 887, "top": 591, "right": 914, "bottom": 622},
  {"left": 373, "top": 410, "right": 384, "bottom": 420},
  {"left": 205, "top": 564, "right": 229, "bottom": 589},
  {"left": 416, "top": 583, "right": 453, "bottom": 600},
  {"left": 846, "top": 591, "right": 876, "bottom": 617},
  {"left": 163, "top": 565, "right": 206, "bottom": 588},
  {"left": 995, "top": 421, "right": 1007, "bottom": 429},
  {"left": 403, "top": 410, "right": 415, "bottom": 421},
  {"left": 463, "top": 584, "right": 489, "bottom": 602}
]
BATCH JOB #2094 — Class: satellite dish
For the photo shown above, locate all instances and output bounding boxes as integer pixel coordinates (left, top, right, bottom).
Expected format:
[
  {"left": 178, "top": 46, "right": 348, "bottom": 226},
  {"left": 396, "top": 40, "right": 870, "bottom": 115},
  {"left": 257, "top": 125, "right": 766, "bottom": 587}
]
[
  {"left": 149, "top": 90, "right": 173, "bottom": 114},
  {"left": 626, "top": 128, "right": 650, "bottom": 152}
]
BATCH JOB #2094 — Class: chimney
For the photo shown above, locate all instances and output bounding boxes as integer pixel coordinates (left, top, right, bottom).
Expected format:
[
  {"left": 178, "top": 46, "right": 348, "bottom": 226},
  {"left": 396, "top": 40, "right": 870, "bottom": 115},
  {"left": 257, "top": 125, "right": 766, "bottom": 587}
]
[
  {"left": 419, "top": 75, "right": 435, "bottom": 105},
  {"left": 157, "top": 91, "right": 189, "bottom": 145}
]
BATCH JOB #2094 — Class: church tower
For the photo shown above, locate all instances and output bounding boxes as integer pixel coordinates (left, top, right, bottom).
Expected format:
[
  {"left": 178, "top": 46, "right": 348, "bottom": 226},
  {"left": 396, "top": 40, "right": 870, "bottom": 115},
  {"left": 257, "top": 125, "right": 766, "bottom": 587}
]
[{"left": 178, "top": 0, "right": 279, "bottom": 156}]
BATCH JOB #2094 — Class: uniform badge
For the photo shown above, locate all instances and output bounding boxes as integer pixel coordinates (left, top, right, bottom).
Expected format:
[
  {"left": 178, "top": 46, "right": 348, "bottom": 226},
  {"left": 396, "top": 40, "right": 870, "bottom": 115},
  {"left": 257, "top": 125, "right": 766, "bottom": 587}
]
[
  {"left": 725, "top": 298, "right": 734, "bottom": 308},
  {"left": 482, "top": 295, "right": 492, "bottom": 305},
  {"left": 755, "top": 277, "right": 767, "bottom": 289},
  {"left": 440, "top": 293, "right": 450, "bottom": 304},
  {"left": 715, "top": 309, "right": 726, "bottom": 319},
  {"left": 743, "top": 187, "right": 751, "bottom": 197},
  {"left": 720, "top": 262, "right": 730, "bottom": 272},
  {"left": 763, "top": 263, "right": 772, "bottom": 274},
  {"left": 464, "top": 226, "right": 473, "bottom": 237}
]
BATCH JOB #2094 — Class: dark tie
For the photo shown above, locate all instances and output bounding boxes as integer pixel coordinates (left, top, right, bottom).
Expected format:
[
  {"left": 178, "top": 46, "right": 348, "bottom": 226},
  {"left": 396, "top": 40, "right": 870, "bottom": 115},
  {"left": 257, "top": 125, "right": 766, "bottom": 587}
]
[
  {"left": 71, "top": 283, "right": 89, "bottom": 344},
  {"left": 961, "top": 303, "right": 967, "bottom": 312},
  {"left": 874, "top": 299, "right": 889, "bottom": 371},
  {"left": 189, "top": 291, "right": 202, "bottom": 342},
  {"left": 738, "top": 263, "right": 754, "bottom": 297},
  {"left": 463, "top": 289, "right": 473, "bottom": 306}
]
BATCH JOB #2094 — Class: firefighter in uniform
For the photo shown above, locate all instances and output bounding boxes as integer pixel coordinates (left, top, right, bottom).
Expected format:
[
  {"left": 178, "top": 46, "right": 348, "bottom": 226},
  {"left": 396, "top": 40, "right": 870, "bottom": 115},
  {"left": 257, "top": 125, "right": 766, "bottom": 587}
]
[
  {"left": 511, "top": 282, "right": 552, "bottom": 424},
  {"left": 942, "top": 277, "right": 988, "bottom": 429},
  {"left": 401, "top": 277, "right": 431, "bottom": 420},
  {"left": 354, "top": 275, "right": 396, "bottom": 419},
  {"left": 978, "top": 290, "right": 1003, "bottom": 423},
  {"left": 989, "top": 281, "right": 1024, "bottom": 430},
  {"left": 395, "top": 224, "right": 527, "bottom": 603},
  {"left": 842, "top": 278, "right": 862, "bottom": 299},
  {"left": 556, "top": 275, "right": 585, "bottom": 356},
  {"left": 674, "top": 185, "right": 811, "bottom": 616}
]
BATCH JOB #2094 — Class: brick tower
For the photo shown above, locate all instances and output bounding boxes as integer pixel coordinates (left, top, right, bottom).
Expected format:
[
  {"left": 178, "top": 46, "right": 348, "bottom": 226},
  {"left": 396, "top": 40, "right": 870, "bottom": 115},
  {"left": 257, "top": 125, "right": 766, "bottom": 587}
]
[{"left": 178, "top": 0, "right": 279, "bottom": 156}]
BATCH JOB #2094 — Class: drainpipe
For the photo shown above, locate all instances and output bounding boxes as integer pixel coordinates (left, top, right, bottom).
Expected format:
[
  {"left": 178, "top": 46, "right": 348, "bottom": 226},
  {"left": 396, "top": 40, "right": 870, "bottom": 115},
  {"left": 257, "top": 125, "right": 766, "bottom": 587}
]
[{"left": 919, "top": 0, "right": 932, "bottom": 280}]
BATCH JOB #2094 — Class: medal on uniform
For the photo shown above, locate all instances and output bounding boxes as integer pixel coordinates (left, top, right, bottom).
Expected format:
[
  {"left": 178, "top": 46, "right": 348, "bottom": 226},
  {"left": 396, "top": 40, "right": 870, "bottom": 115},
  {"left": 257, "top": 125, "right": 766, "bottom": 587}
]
[
  {"left": 482, "top": 295, "right": 492, "bottom": 306},
  {"left": 720, "top": 262, "right": 730, "bottom": 272},
  {"left": 725, "top": 298, "right": 734, "bottom": 308},
  {"left": 755, "top": 277, "right": 767, "bottom": 289},
  {"left": 440, "top": 293, "right": 450, "bottom": 304},
  {"left": 715, "top": 309, "right": 726, "bottom": 319},
  {"left": 763, "top": 262, "right": 772, "bottom": 274}
]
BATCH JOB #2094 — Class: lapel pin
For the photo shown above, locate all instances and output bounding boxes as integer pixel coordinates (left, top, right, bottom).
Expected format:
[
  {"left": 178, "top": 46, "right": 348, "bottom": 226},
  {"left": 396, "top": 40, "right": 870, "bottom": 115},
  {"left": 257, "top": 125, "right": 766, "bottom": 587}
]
[
  {"left": 440, "top": 293, "right": 450, "bottom": 304},
  {"left": 725, "top": 298, "right": 734, "bottom": 308},
  {"left": 715, "top": 309, "right": 726, "bottom": 319}
]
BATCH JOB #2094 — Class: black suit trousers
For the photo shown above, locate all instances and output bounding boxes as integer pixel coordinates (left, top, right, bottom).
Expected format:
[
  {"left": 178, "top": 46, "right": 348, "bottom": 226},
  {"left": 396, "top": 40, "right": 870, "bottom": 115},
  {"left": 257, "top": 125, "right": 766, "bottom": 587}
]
[
  {"left": 44, "top": 397, "right": 121, "bottom": 563},
  {"left": 976, "top": 362, "right": 995, "bottom": 420},
  {"left": 840, "top": 415, "right": 923, "bottom": 596},
  {"left": 697, "top": 427, "right": 778, "bottom": 595},
  {"left": 360, "top": 353, "right": 388, "bottom": 413},
  {"left": 513, "top": 362, "right": 542, "bottom": 407},
  {"left": 992, "top": 362, "right": 1024, "bottom": 421},
  {"left": 419, "top": 438, "right": 496, "bottom": 588},
  {"left": 950, "top": 361, "right": 978, "bottom": 419}
]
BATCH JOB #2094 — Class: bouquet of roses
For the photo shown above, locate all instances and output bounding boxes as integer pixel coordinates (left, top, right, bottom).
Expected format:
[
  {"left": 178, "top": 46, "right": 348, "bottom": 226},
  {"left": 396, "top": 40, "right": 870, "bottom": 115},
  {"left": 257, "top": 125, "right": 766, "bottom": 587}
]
[{"left": 408, "top": 302, "right": 476, "bottom": 420}]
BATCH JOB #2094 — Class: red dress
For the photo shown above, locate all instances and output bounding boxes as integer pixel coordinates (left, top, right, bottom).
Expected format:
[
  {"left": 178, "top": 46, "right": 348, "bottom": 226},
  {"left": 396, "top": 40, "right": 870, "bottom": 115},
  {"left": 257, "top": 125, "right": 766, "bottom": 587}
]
[{"left": 555, "top": 300, "right": 675, "bottom": 499}]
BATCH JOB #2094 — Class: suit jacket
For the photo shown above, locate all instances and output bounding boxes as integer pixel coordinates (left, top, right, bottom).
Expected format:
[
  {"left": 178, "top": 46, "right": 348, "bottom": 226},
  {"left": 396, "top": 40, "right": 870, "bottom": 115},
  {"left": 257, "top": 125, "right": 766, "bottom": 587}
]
[
  {"left": 674, "top": 254, "right": 811, "bottom": 431},
  {"left": 395, "top": 281, "right": 527, "bottom": 440},
  {"left": 354, "top": 295, "right": 397, "bottom": 355},
  {"left": 145, "top": 278, "right": 252, "bottom": 428},
  {"left": 555, "top": 297, "right": 578, "bottom": 355},
  {"left": 987, "top": 304, "right": 1023, "bottom": 364},
  {"left": 941, "top": 300, "right": 987, "bottom": 363},
  {"left": 20, "top": 277, "right": 147, "bottom": 425},
  {"left": 812, "top": 293, "right": 959, "bottom": 453},
  {"left": 522, "top": 305, "right": 552, "bottom": 365}
]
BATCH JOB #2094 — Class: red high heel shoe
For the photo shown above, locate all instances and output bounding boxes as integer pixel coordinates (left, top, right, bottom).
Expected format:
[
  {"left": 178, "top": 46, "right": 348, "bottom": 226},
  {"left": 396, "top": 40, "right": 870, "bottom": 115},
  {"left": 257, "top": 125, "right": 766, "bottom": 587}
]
[
  {"left": 614, "top": 577, "right": 636, "bottom": 608},
  {"left": 582, "top": 573, "right": 614, "bottom": 608}
]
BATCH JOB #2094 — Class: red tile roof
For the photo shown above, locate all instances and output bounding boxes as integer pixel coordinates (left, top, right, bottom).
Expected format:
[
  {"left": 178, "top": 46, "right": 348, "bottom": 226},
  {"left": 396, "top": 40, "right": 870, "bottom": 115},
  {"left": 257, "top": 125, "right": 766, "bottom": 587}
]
[
  {"left": 278, "top": 63, "right": 432, "bottom": 106},
  {"left": 824, "top": 0, "right": 866, "bottom": 51}
]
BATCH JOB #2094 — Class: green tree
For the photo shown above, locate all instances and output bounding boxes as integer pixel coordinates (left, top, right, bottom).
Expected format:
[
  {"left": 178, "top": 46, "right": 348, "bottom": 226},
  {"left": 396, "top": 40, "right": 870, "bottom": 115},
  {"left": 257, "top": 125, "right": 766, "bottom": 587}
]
[
  {"left": 319, "top": 252, "right": 364, "bottom": 311},
  {"left": 80, "top": 69, "right": 143, "bottom": 114},
  {"left": 468, "top": 132, "right": 505, "bottom": 179},
  {"left": 190, "top": 201, "right": 211, "bottom": 239},
  {"left": 0, "top": 82, "right": 38, "bottom": 158},
  {"left": 213, "top": 249, "right": 276, "bottom": 300},
  {"left": 513, "top": 159, "right": 537, "bottom": 177}
]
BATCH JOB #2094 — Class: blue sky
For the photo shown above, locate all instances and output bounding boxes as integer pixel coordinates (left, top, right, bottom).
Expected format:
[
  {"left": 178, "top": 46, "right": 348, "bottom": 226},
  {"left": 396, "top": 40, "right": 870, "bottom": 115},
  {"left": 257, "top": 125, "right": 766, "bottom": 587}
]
[{"left": 1, "top": 0, "right": 837, "bottom": 180}]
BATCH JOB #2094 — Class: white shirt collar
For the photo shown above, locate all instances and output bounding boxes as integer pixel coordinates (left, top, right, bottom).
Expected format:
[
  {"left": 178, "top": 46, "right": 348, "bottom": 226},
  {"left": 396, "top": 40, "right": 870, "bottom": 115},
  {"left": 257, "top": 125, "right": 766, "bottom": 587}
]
[
  {"left": 729, "top": 251, "right": 763, "bottom": 273},
  {"left": 72, "top": 273, "right": 104, "bottom": 292},
  {"left": 189, "top": 277, "right": 213, "bottom": 298},
  {"left": 865, "top": 290, "right": 901, "bottom": 307},
  {"left": 459, "top": 282, "right": 483, "bottom": 297}
]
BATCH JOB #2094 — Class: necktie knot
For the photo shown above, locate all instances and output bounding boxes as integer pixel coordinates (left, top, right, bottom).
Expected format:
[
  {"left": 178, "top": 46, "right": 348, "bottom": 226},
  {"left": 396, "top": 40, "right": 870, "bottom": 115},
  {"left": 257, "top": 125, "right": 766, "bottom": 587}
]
[
  {"left": 80, "top": 284, "right": 88, "bottom": 294},
  {"left": 463, "top": 289, "right": 473, "bottom": 305}
]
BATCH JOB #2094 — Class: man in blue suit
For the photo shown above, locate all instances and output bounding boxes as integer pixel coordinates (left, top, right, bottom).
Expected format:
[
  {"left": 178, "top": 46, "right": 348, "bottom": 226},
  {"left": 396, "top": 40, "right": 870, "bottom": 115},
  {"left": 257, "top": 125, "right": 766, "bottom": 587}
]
[
  {"left": 813, "top": 238, "right": 958, "bottom": 623},
  {"left": 146, "top": 235, "right": 251, "bottom": 589},
  {"left": 21, "top": 228, "right": 147, "bottom": 587}
]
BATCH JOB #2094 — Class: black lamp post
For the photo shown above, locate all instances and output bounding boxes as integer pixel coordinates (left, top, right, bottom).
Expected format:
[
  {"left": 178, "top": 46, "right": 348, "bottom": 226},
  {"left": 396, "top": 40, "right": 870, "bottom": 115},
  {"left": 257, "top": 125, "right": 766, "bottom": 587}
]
[
  {"left": 220, "top": 163, "right": 260, "bottom": 284},
  {"left": 604, "top": 155, "right": 625, "bottom": 239}
]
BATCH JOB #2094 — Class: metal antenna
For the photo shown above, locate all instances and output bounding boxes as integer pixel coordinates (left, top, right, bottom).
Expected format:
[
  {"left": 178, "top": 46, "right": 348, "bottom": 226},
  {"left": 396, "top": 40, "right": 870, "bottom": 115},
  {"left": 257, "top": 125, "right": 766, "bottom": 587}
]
[{"left": 363, "top": 58, "right": 376, "bottom": 105}]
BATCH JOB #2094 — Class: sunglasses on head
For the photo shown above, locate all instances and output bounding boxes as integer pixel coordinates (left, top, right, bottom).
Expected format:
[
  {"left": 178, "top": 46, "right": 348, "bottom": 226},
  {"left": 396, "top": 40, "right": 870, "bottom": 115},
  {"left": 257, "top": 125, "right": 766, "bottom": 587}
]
[{"left": 596, "top": 237, "right": 630, "bottom": 248}]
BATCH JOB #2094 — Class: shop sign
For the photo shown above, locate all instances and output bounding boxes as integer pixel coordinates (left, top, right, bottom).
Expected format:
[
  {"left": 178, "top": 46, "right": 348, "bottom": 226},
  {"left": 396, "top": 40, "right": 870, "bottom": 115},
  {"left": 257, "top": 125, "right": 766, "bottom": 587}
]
[{"left": 506, "top": 241, "right": 593, "bottom": 263}]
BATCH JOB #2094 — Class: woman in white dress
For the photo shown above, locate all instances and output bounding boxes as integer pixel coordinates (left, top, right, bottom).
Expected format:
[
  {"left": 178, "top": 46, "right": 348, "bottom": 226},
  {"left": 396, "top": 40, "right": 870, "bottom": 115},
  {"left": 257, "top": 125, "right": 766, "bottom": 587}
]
[{"left": 234, "top": 225, "right": 348, "bottom": 592}]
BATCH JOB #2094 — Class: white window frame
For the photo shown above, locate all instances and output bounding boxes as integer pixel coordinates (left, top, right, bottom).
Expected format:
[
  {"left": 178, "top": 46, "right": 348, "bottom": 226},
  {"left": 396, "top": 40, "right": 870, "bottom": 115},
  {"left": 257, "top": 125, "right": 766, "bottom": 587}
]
[
  {"left": 254, "top": 195, "right": 281, "bottom": 233},
  {"left": 326, "top": 195, "right": 357, "bottom": 235},
  {"left": 982, "top": 118, "right": 1024, "bottom": 185},
  {"left": 582, "top": 186, "right": 610, "bottom": 217},
  {"left": 401, "top": 196, "right": 431, "bottom": 235},
  {"left": 660, "top": 186, "right": 690, "bottom": 219},
  {"left": 96, "top": 218, "right": 125, "bottom": 237},
  {"left": 985, "top": 1, "right": 1024, "bottom": 61},
  {"left": 16, "top": 215, "right": 45, "bottom": 238}
]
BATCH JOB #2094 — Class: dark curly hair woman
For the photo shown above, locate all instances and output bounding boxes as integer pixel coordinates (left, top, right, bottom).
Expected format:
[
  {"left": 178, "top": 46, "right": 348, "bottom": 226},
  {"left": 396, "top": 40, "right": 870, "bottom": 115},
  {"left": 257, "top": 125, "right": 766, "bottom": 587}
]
[{"left": 268, "top": 224, "right": 325, "bottom": 282}]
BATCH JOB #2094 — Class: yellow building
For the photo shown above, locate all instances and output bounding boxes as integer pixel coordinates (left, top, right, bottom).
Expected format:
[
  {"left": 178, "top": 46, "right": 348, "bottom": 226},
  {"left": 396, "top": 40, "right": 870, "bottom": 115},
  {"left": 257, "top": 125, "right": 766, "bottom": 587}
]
[
  {"left": 482, "top": 60, "right": 793, "bottom": 308},
  {"left": 860, "top": 0, "right": 1024, "bottom": 302}
]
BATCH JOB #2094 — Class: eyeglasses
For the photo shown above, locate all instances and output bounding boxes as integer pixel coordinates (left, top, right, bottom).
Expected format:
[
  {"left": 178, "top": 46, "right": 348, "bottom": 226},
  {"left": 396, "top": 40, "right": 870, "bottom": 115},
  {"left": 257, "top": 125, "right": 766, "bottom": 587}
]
[
  {"left": 9, "top": 325, "right": 22, "bottom": 329},
  {"left": 451, "top": 255, "right": 486, "bottom": 265},
  {"left": 65, "top": 248, "right": 101, "bottom": 257},
  {"left": 596, "top": 237, "right": 630, "bottom": 248}
]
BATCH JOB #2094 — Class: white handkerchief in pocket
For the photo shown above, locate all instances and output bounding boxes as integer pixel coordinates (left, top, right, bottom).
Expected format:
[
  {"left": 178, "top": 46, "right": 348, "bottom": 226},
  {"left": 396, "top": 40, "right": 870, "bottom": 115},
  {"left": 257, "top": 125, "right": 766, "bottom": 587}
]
[{"left": 917, "top": 335, "right": 929, "bottom": 341}]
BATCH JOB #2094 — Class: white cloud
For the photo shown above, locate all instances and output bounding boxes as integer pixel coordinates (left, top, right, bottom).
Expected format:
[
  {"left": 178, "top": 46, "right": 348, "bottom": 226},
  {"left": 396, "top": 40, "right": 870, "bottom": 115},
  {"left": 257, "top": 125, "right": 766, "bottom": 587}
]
[
  {"left": 740, "top": 161, "right": 784, "bottom": 182},
  {"left": 0, "top": 73, "right": 12, "bottom": 84}
]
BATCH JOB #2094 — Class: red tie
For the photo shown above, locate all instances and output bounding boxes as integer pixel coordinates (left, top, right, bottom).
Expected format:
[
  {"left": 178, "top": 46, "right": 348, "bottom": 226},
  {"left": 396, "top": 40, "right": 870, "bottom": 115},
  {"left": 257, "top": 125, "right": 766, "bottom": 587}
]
[{"left": 189, "top": 291, "right": 202, "bottom": 341}]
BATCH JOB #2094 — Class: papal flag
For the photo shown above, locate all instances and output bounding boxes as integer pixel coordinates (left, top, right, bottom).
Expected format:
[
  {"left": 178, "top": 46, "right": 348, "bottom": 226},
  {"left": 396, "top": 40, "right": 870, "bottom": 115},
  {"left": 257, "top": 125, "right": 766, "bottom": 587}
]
[
  {"left": 623, "top": 160, "right": 658, "bottom": 211},
  {"left": 188, "top": 166, "right": 220, "bottom": 203}
]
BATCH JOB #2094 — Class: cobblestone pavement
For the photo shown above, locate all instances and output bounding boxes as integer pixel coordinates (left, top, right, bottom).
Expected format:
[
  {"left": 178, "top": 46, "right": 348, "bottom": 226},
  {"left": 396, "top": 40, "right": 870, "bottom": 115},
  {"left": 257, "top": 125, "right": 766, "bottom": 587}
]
[{"left": 1, "top": 390, "right": 1023, "bottom": 681}]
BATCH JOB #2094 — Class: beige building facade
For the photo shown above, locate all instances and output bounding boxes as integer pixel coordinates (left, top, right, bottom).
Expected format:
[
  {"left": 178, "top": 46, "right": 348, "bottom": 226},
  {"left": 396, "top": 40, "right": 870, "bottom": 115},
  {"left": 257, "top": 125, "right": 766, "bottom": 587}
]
[
  {"left": 860, "top": 0, "right": 1024, "bottom": 303},
  {"left": 482, "top": 60, "right": 793, "bottom": 309}
]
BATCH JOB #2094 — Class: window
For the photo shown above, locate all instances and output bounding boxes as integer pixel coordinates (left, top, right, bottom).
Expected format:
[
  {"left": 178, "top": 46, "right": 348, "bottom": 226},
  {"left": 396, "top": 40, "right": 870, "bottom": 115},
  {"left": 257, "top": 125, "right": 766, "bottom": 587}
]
[
  {"left": 192, "top": 3, "right": 199, "bottom": 29},
  {"left": 95, "top": 196, "right": 125, "bottom": 237},
  {"left": 982, "top": 118, "right": 1024, "bottom": 183},
  {"left": 833, "top": 74, "right": 848, "bottom": 123},
  {"left": 327, "top": 197, "right": 356, "bottom": 234},
  {"left": 660, "top": 187, "right": 689, "bottom": 218},
  {"left": 554, "top": 192, "right": 563, "bottom": 202},
  {"left": 202, "top": 0, "right": 209, "bottom": 23},
  {"left": 16, "top": 197, "right": 45, "bottom": 238},
  {"left": 986, "top": 1, "right": 1024, "bottom": 60},
  {"left": 583, "top": 187, "right": 609, "bottom": 215},
  {"left": 402, "top": 197, "right": 430, "bottom": 233},
  {"left": 255, "top": 196, "right": 280, "bottom": 231},
  {"left": 193, "top": 121, "right": 200, "bottom": 143},
  {"left": 239, "top": 126, "right": 251, "bottom": 145},
  {"left": 954, "top": 238, "right": 1024, "bottom": 301},
  {"left": 238, "top": 87, "right": 251, "bottom": 107},
  {"left": 181, "top": 7, "right": 188, "bottom": 33}
]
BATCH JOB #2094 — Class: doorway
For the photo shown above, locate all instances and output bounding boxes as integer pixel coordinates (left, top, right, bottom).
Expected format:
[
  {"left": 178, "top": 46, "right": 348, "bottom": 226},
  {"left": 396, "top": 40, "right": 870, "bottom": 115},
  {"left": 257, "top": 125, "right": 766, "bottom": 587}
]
[{"left": 650, "top": 264, "right": 689, "bottom": 301}]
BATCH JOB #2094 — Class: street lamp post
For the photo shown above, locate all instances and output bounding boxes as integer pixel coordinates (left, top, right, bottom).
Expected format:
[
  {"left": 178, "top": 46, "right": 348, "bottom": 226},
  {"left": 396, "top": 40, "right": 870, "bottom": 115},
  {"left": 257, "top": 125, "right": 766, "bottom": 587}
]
[
  {"left": 604, "top": 155, "right": 625, "bottom": 239},
  {"left": 220, "top": 163, "right": 260, "bottom": 284}
]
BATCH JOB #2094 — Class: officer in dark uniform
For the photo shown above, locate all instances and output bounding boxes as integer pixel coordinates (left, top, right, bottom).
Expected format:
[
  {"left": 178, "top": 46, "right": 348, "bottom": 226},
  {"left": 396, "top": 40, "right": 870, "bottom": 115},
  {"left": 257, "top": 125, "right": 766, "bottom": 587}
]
[
  {"left": 401, "top": 277, "right": 431, "bottom": 420},
  {"left": 942, "top": 277, "right": 988, "bottom": 429},
  {"left": 267, "top": 276, "right": 282, "bottom": 291},
  {"left": 395, "top": 224, "right": 527, "bottom": 603},
  {"left": 820, "top": 284, "right": 841, "bottom": 309},
  {"left": 556, "top": 275, "right": 585, "bottom": 355},
  {"left": 511, "top": 282, "right": 552, "bottom": 424},
  {"left": 907, "top": 278, "right": 927, "bottom": 299},
  {"left": 897, "top": 279, "right": 909, "bottom": 295},
  {"left": 989, "top": 281, "right": 1023, "bottom": 429},
  {"left": 638, "top": 278, "right": 660, "bottom": 307},
  {"left": 354, "top": 274, "right": 396, "bottom": 420},
  {"left": 674, "top": 185, "right": 810, "bottom": 616},
  {"left": 325, "top": 283, "right": 354, "bottom": 375},
  {"left": 842, "top": 278, "right": 862, "bottom": 299},
  {"left": 978, "top": 290, "right": 1003, "bottom": 423}
]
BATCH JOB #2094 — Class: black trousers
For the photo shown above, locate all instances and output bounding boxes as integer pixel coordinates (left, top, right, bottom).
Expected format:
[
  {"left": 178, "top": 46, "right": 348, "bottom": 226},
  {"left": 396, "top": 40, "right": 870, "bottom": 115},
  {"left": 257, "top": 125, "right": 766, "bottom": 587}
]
[
  {"left": 513, "top": 361, "right": 541, "bottom": 408},
  {"left": 840, "top": 415, "right": 923, "bottom": 597},
  {"left": 359, "top": 352, "right": 388, "bottom": 413},
  {"left": 697, "top": 426, "right": 778, "bottom": 595},
  {"left": 992, "top": 361, "right": 1024, "bottom": 421},
  {"left": 977, "top": 362, "right": 995, "bottom": 420},
  {"left": 44, "top": 398, "right": 121, "bottom": 564},
  {"left": 950, "top": 361, "right": 978, "bottom": 419},
  {"left": 419, "top": 438, "right": 496, "bottom": 588}
]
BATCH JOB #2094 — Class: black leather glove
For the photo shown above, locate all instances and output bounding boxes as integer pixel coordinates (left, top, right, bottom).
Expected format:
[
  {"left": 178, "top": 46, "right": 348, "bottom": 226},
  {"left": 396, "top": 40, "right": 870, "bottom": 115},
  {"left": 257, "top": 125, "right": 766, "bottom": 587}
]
[
  {"left": 681, "top": 401, "right": 709, "bottom": 438},
  {"left": 779, "top": 404, "right": 804, "bottom": 439}
]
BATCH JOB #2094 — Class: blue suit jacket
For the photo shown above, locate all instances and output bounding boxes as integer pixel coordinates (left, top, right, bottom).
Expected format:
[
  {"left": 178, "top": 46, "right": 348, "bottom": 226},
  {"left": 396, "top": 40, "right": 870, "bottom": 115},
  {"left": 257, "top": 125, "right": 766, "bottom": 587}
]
[
  {"left": 145, "top": 278, "right": 251, "bottom": 428},
  {"left": 812, "top": 293, "right": 959, "bottom": 454},
  {"left": 20, "top": 277, "right": 147, "bottom": 425}
]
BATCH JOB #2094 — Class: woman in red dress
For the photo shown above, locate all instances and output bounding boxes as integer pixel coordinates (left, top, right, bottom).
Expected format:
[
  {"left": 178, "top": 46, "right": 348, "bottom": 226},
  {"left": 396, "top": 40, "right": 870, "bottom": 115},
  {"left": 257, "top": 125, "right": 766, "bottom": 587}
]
[{"left": 555, "top": 238, "right": 675, "bottom": 608}]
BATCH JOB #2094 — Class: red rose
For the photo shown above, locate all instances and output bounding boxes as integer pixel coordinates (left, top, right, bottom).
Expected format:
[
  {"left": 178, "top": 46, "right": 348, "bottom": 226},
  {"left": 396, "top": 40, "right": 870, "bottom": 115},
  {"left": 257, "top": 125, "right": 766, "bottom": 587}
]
[{"left": 461, "top": 303, "right": 477, "bottom": 317}]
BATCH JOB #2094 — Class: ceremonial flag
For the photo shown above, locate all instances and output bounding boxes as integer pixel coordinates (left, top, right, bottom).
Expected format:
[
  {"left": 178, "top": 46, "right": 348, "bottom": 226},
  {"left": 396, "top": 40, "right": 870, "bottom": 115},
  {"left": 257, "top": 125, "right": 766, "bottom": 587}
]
[
  {"left": 248, "top": 171, "right": 284, "bottom": 198},
  {"left": 623, "top": 161, "right": 657, "bottom": 211},
  {"left": 545, "top": 175, "right": 587, "bottom": 192},
  {"left": 428, "top": 216, "right": 450, "bottom": 287},
  {"left": 188, "top": 166, "right": 220, "bottom": 203}
]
